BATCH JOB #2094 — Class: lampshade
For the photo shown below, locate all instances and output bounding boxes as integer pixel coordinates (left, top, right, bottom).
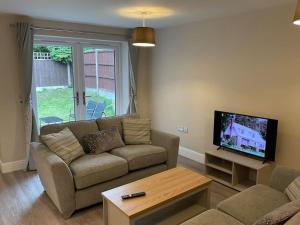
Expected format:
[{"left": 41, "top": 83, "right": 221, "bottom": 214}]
[
  {"left": 132, "top": 27, "right": 155, "bottom": 47},
  {"left": 294, "top": 0, "right": 300, "bottom": 25}
]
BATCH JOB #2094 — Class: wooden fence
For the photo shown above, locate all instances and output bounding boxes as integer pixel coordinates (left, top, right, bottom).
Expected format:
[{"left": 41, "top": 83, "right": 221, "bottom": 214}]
[
  {"left": 33, "top": 51, "right": 115, "bottom": 92},
  {"left": 33, "top": 60, "right": 70, "bottom": 87}
]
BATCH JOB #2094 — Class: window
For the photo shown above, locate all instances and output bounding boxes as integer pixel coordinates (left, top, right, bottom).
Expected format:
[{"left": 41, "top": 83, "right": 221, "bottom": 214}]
[{"left": 32, "top": 36, "right": 129, "bottom": 128}]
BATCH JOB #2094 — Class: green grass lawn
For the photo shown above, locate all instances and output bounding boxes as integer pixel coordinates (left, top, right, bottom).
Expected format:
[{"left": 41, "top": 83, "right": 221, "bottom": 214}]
[{"left": 37, "top": 87, "right": 115, "bottom": 124}]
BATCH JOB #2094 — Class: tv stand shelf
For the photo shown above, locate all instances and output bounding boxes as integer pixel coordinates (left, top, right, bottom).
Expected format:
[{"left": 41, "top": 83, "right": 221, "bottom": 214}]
[{"left": 205, "top": 150, "right": 274, "bottom": 191}]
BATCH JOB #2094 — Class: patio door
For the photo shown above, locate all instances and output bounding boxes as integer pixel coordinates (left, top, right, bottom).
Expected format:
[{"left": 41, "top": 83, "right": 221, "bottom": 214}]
[
  {"left": 32, "top": 43, "right": 78, "bottom": 127},
  {"left": 79, "top": 45, "right": 118, "bottom": 120},
  {"left": 33, "top": 37, "right": 123, "bottom": 128}
]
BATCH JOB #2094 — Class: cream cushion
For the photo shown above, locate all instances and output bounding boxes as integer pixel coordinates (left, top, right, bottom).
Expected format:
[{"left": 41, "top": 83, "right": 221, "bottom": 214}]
[
  {"left": 122, "top": 118, "right": 151, "bottom": 144},
  {"left": 285, "top": 176, "right": 300, "bottom": 201},
  {"left": 41, "top": 127, "right": 85, "bottom": 164}
]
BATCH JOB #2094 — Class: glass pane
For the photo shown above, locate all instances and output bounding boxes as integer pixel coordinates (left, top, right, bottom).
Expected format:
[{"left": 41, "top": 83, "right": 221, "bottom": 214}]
[
  {"left": 83, "top": 48, "right": 116, "bottom": 119},
  {"left": 33, "top": 44, "right": 76, "bottom": 128}
]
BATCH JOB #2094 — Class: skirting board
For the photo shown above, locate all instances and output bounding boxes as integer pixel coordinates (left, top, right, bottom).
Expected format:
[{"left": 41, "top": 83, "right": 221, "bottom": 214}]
[
  {"left": 179, "top": 146, "right": 205, "bottom": 164},
  {"left": 0, "top": 159, "right": 27, "bottom": 174}
]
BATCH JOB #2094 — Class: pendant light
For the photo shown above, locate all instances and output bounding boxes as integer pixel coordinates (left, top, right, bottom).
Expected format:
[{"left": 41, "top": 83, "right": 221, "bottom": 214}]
[
  {"left": 294, "top": 0, "right": 300, "bottom": 25},
  {"left": 132, "top": 12, "right": 156, "bottom": 47}
]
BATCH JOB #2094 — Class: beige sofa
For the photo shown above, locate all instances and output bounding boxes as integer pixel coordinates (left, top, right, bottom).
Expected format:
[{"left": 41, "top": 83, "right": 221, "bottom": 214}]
[
  {"left": 32, "top": 116, "right": 179, "bottom": 218},
  {"left": 182, "top": 166, "right": 300, "bottom": 225}
]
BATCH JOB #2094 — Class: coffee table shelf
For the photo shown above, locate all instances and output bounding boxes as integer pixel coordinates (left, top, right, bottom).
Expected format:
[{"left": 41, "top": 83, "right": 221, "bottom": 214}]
[{"left": 136, "top": 204, "right": 206, "bottom": 225}]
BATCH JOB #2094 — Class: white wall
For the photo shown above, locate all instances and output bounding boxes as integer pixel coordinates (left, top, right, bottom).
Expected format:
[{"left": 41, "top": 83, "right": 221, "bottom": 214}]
[{"left": 149, "top": 4, "right": 300, "bottom": 169}]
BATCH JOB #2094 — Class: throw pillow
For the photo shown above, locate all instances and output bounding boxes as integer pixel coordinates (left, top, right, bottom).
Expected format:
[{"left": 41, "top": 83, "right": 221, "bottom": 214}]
[
  {"left": 122, "top": 118, "right": 151, "bottom": 145},
  {"left": 41, "top": 127, "right": 85, "bottom": 164},
  {"left": 81, "top": 127, "right": 125, "bottom": 154},
  {"left": 253, "top": 199, "right": 300, "bottom": 225},
  {"left": 285, "top": 176, "right": 300, "bottom": 201}
]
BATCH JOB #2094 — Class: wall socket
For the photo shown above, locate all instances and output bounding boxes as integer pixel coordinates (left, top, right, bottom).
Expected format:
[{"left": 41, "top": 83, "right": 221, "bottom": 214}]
[{"left": 177, "top": 126, "right": 189, "bottom": 134}]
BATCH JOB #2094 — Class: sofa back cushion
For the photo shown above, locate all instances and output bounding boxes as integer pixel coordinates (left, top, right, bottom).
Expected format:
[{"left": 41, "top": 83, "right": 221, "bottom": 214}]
[
  {"left": 269, "top": 166, "right": 300, "bottom": 193},
  {"left": 40, "top": 120, "right": 99, "bottom": 143},
  {"left": 41, "top": 127, "right": 85, "bottom": 164},
  {"left": 96, "top": 116, "right": 123, "bottom": 137},
  {"left": 122, "top": 118, "right": 151, "bottom": 145}
]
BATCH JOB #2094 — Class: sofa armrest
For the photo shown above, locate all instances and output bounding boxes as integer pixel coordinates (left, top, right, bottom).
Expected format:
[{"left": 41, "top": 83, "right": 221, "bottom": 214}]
[
  {"left": 269, "top": 166, "right": 300, "bottom": 192},
  {"left": 151, "top": 130, "right": 180, "bottom": 169},
  {"left": 31, "top": 142, "right": 75, "bottom": 218}
]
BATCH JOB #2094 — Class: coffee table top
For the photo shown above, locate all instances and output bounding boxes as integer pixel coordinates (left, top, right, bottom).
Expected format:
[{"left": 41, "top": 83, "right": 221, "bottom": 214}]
[{"left": 102, "top": 167, "right": 212, "bottom": 218}]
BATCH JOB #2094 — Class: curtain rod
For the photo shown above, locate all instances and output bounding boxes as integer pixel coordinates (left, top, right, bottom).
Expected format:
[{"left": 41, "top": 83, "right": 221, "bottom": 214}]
[{"left": 9, "top": 23, "right": 130, "bottom": 38}]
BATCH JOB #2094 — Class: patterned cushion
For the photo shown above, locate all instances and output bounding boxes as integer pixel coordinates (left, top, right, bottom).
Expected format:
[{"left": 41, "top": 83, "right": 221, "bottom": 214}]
[
  {"left": 81, "top": 128, "right": 125, "bottom": 154},
  {"left": 253, "top": 199, "right": 300, "bottom": 225},
  {"left": 41, "top": 127, "right": 85, "bottom": 164},
  {"left": 286, "top": 177, "right": 300, "bottom": 201},
  {"left": 122, "top": 118, "right": 151, "bottom": 145}
]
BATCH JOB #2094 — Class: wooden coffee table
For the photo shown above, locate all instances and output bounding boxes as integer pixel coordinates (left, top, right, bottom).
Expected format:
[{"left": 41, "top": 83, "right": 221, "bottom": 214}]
[{"left": 102, "top": 167, "right": 212, "bottom": 225}]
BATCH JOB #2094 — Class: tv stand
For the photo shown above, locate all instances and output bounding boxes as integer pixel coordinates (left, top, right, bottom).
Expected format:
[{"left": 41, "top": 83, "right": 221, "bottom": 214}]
[
  {"left": 262, "top": 159, "right": 269, "bottom": 164},
  {"left": 205, "top": 150, "right": 274, "bottom": 191}
]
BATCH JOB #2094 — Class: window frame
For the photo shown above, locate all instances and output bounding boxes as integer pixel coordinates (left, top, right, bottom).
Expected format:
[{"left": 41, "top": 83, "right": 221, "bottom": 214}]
[{"left": 33, "top": 35, "right": 129, "bottom": 122}]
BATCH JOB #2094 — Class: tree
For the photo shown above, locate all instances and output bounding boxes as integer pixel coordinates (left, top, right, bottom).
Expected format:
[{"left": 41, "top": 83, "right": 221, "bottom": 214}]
[
  {"left": 33, "top": 45, "right": 49, "bottom": 52},
  {"left": 33, "top": 45, "right": 72, "bottom": 64},
  {"left": 33, "top": 45, "right": 97, "bottom": 64},
  {"left": 47, "top": 46, "right": 72, "bottom": 64}
]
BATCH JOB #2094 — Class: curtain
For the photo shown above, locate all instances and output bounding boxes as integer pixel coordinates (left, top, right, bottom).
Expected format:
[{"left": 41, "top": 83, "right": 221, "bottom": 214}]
[
  {"left": 127, "top": 40, "right": 139, "bottom": 114},
  {"left": 16, "top": 22, "right": 38, "bottom": 170}
]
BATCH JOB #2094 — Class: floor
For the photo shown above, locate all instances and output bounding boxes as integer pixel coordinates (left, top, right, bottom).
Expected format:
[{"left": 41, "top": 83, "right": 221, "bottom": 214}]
[{"left": 0, "top": 156, "right": 238, "bottom": 225}]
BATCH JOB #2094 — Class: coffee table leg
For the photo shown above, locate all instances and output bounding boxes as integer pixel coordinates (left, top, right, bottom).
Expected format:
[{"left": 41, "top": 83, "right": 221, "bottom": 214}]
[
  {"left": 103, "top": 198, "right": 133, "bottom": 225},
  {"left": 195, "top": 186, "right": 211, "bottom": 209},
  {"left": 103, "top": 198, "right": 108, "bottom": 225}
]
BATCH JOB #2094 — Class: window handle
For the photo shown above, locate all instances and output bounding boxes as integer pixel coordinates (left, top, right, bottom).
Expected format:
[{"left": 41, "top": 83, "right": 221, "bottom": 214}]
[
  {"left": 76, "top": 92, "right": 79, "bottom": 106},
  {"left": 72, "top": 92, "right": 80, "bottom": 106},
  {"left": 83, "top": 91, "right": 92, "bottom": 105}
]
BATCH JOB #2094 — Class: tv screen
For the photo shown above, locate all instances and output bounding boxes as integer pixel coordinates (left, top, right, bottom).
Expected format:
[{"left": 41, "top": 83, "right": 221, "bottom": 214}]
[{"left": 213, "top": 111, "right": 278, "bottom": 161}]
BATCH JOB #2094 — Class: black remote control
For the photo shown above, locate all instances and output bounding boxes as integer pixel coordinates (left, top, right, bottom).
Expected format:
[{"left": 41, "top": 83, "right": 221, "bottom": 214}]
[{"left": 121, "top": 192, "right": 146, "bottom": 200}]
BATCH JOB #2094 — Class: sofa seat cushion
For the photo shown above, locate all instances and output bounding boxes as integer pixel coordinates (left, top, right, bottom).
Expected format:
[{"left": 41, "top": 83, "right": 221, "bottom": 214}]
[
  {"left": 217, "top": 184, "right": 289, "bottom": 225},
  {"left": 69, "top": 153, "right": 128, "bottom": 189},
  {"left": 180, "top": 209, "right": 244, "bottom": 225},
  {"left": 110, "top": 145, "right": 167, "bottom": 171}
]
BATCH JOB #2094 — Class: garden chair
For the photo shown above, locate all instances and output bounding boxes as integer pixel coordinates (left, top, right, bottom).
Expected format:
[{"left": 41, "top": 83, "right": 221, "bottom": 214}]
[
  {"left": 85, "top": 100, "right": 98, "bottom": 119},
  {"left": 91, "top": 102, "right": 106, "bottom": 119},
  {"left": 69, "top": 100, "right": 97, "bottom": 121}
]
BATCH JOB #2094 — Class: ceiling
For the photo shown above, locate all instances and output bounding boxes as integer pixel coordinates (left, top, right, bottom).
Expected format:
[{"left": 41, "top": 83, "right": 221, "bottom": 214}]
[{"left": 0, "top": 0, "right": 295, "bottom": 28}]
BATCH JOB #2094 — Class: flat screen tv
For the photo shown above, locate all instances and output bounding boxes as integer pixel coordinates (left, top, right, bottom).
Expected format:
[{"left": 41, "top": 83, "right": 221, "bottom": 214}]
[{"left": 213, "top": 111, "right": 278, "bottom": 161}]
